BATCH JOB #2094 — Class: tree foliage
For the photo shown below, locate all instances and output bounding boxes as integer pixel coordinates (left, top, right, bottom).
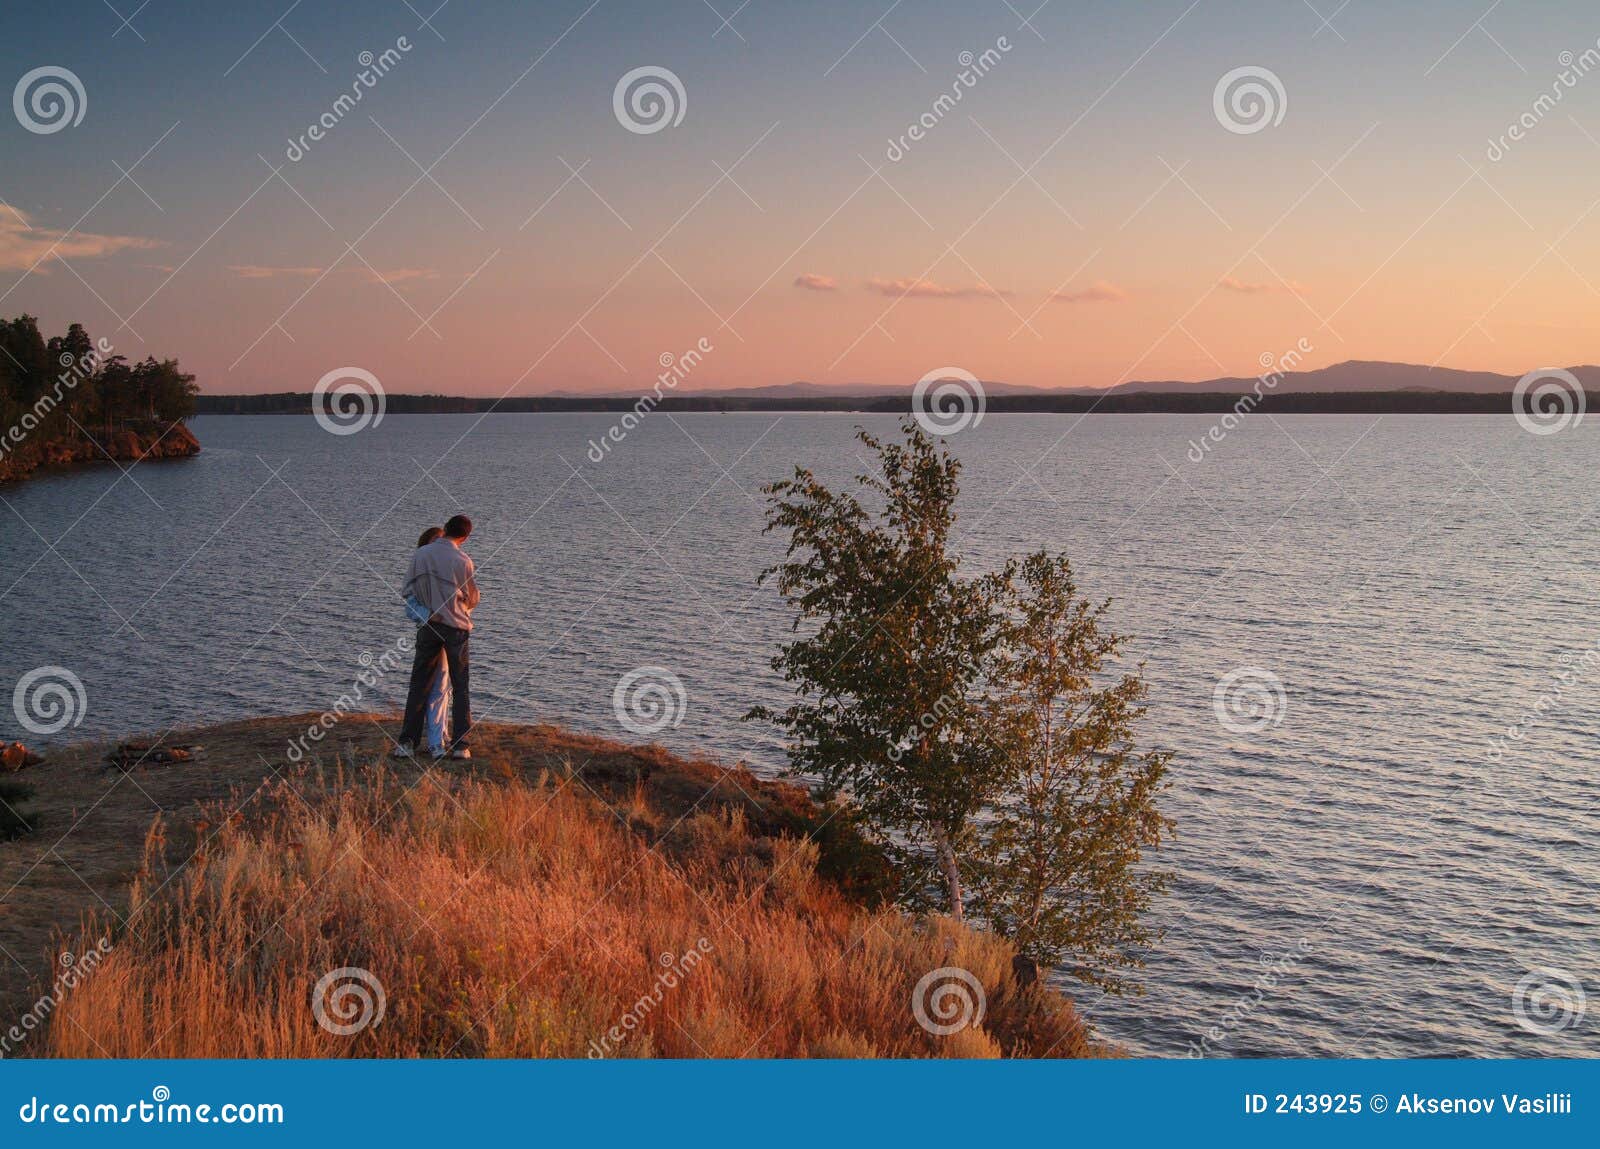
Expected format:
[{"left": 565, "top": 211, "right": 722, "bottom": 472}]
[
  {"left": 972, "top": 551, "right": 1174, "bottom": 993},
  {"left": 751, "top": 423, "right": 1010, "bottom": 919},
  {"left": 0, "top": 315, "right": 197, "bottom": 472},
  {"left": 755, "top": 420, "right": 1173, "bottom": 993}
]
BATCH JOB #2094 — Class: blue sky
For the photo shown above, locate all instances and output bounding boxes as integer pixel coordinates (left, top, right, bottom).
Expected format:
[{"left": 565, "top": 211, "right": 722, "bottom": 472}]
[{"left": 4, "top": 1, "right": 1599, "bottom": 391}]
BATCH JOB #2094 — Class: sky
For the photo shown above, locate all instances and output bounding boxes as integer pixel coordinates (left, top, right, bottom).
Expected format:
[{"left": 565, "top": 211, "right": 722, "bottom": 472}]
[{"left": 3, "top": 0, "right": 1600, "bottom": 394}]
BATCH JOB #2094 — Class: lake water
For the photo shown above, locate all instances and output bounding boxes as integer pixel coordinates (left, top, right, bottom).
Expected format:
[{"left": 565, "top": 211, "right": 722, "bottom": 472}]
[{"left": 1, "top": 411, "right": 1595, "bottom": 1058}]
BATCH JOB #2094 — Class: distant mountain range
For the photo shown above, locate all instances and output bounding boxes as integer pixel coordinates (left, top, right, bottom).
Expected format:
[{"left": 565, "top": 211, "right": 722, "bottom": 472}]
[
  {"left": 1105, "top": 359, "right": 1596, "bottom": 396},
  {"left": 540, "top": 379, "right": 1052, "bottom": 400},
  {"left": 648, "top": 360, "right": 1595, "bottom": 399},
  {"left": 196, "top": 360, "right": 1589, "bottom": 416},
  {"left": 674, "top": 379, "right": 1054, "bottom": 399}
]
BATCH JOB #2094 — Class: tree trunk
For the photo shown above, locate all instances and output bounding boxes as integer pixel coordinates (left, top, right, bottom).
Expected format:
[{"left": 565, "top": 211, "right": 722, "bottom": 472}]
[{"left": 932, "top": 825, "right": 963, "bottom": 921}]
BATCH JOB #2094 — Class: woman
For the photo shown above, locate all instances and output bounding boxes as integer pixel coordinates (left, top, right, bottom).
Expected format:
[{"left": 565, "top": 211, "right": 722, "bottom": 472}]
[{"left": 411, "top": 526, "right": 452, "bottom": 756}]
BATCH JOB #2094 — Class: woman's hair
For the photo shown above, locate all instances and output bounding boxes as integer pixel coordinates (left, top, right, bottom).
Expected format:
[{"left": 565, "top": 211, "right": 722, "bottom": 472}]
[{"left": 417, "top": 526, "right": 444, "bottom": 547}]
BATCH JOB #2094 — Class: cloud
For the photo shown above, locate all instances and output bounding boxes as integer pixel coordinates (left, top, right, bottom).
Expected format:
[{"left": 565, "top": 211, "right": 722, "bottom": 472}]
[
  {"left": 0, "top": 206, "right": 160, "bottom": 272},
  {"left": 228, "top": 264, "right": 324, "bottom": 279},
  {"left": 866, "top": 276, "right": 1012, "bottom": 299},
  {"left": 1220, "top": 275, "right": 1307, "bottom": 296},
  {"left": 792, "top": 273, "right": 838, "bottom": 292},
  {"left": 225, "top": 264, "right": 442, "bottom": 286},
  {"left": 358, "top": 267, "right": 439, "bottom": 285},
  {"left": 1052, "top": 279, "right": 1129, "bottom": 303}
]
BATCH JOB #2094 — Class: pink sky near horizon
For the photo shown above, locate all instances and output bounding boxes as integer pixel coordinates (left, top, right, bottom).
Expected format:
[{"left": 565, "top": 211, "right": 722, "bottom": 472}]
[{"left": 5, "top": 1, "right": 1599, "bottom": 395}]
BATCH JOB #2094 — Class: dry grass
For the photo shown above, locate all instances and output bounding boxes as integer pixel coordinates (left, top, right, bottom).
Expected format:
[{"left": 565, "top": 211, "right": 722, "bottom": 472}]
[
  {"left": 0, "top": 712, "right": 890, "bottom": 1023},
  {"left": 35, "top": 749, "right": 1094, "bottom": 1058}
]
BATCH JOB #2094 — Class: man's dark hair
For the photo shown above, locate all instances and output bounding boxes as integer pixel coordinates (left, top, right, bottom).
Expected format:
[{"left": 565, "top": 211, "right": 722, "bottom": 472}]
[{"left": 444, "top": 514, "right": 473, "bottom": 540}]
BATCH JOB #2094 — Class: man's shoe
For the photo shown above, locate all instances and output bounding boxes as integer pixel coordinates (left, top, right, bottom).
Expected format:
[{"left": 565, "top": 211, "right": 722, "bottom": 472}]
[
  {"left": 389, "top": 743, "right": 416, "bottom": 759},
  {"left": 450, "top": 747, "right": 472, "bottom": 760}
]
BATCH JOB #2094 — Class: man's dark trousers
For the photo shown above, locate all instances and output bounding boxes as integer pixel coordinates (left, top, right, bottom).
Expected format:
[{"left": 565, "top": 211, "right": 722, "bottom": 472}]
[{"left": 399, "top": 621, "right": 471, "bottom": 750}]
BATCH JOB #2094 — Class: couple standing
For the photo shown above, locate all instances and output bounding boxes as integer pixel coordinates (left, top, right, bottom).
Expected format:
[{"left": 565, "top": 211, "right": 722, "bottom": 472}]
[{"left": 394, "top": 513, "right": 479, "bottom": 760}]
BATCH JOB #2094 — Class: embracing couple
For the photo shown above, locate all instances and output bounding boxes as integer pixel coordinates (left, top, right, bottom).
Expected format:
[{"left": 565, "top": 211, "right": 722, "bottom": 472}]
[{"left": 393, "top": 513, "right": 479, "bottom": 761}]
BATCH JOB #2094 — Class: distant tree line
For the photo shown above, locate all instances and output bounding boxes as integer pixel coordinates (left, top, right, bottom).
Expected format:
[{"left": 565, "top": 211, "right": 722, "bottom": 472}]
[
  {"left": 195, "top": 389, "right": 1532, "bottom": 416},
  {"left": 0, "top": 315, "right": 197, "bottom": 470},
  {"left": 200, "top": 391, "right": 480, "bottom": 416}
]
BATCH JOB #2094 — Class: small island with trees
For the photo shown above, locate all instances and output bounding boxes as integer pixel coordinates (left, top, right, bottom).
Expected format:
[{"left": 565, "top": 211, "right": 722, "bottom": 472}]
[{"left": 0, "top": 315, "right": 200, "bottom": 483}]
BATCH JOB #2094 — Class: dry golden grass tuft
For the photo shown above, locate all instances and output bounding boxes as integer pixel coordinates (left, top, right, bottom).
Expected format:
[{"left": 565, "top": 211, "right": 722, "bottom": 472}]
[{"left": 39, "top": 747, "right": 1096, "bottom": 1058}]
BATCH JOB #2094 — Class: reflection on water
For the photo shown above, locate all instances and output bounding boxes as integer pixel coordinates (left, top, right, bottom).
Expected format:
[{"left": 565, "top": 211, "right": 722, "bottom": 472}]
[{"left": 1, "top": 412, "right": 1595, "bottom": 1058}]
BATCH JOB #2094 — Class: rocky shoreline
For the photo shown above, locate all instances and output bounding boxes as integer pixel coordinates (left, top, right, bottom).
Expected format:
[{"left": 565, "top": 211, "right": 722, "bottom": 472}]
[{"left": 0, "top": 421, "right": 200, "bottom": 483}]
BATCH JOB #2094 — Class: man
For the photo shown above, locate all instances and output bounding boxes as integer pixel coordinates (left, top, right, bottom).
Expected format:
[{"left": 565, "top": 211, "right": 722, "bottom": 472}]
[{"left": 396, "top": 513, "right": 479, "bottom": 759}]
